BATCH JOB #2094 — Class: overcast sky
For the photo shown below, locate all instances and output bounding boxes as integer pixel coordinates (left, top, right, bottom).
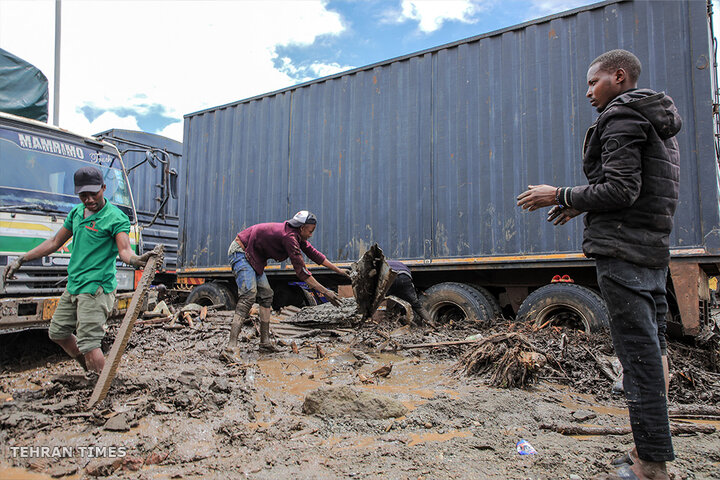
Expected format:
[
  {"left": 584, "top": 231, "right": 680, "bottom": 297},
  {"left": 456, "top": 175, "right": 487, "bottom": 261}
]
[{"left": 0, "top": 0, "right": 712, "bottom": 142}]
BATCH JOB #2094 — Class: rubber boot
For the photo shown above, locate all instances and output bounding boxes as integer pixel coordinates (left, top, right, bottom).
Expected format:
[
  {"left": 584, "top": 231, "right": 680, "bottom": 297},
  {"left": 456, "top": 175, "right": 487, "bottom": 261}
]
[
  {"left": 259, "top": 320, "right": 271, "bottom": 345},
  {"left": 227, "top": 316, "right": 243, "bottom": 350},
  {"left": 258, "top": 319, "right": 280, "bottom": 353},
  {"left": 227, "top": 296, "right": 253, "bottom": 350},
  {"left": 258, "top": 306, "right": 282, "bottom": 352}
]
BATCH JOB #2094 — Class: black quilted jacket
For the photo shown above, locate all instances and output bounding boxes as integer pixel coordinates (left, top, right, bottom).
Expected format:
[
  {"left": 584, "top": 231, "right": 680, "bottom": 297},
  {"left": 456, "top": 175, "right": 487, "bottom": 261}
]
[{"left": 570, "top": 88, "right": 682, "bottom": 268}]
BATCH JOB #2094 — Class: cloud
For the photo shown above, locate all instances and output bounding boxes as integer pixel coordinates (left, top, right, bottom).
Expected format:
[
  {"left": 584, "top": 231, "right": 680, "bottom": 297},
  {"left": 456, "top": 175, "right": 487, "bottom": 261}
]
[
  {"left": 68, "top": 110, "right": 143, "bottom": 137},
  {"left": 157, "top": 121, "right": 184, "bottom": 143},
  {"left": 276, "top": 57, "right": 354, "bottom": 83},
  {"left": 385, "top": 0, "right": 487, "bottom": 33},
  {"left": 526, "top": 0, "right": 595, "bottom": 17},
  {"left": 79, "top": 103, "right": 177, "bottom": 133},
  {"left": 0, "top": 0, "right": 346, "bottom": 141}
]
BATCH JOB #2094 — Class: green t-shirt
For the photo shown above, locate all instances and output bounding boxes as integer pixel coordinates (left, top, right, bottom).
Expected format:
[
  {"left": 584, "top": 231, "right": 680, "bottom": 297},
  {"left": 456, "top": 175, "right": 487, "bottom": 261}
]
[{"left": 63, "top": 199, "right": 131, "bottom": 294}]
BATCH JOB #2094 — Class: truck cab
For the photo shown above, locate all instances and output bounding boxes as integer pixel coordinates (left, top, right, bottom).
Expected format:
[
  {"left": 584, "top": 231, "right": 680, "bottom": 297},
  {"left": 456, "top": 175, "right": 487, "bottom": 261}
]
[{"left": 0, "top": 112, "right": 140, "bottom": 333}]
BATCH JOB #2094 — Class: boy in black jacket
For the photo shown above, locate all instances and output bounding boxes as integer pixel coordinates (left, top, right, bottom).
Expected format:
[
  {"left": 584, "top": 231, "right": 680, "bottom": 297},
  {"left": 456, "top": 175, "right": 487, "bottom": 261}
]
[{"left": 517, "top": 49, "right": 681, "bottom": 480}]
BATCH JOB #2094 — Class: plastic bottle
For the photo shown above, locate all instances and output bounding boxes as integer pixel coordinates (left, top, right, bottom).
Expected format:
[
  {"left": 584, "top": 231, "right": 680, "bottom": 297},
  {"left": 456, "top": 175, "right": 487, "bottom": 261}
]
[{"left": 516, "top": 439, "right": 537, "bottom": 455}]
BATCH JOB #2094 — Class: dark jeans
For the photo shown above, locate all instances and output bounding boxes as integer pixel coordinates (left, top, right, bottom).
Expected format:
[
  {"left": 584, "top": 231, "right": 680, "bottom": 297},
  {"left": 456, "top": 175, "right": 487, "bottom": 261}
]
[
  {"left": 595, "top": 256, "right": 674, "bottom": 462},
  {"left": 387, "top": 274, "right": 423, "bottom": 315}
]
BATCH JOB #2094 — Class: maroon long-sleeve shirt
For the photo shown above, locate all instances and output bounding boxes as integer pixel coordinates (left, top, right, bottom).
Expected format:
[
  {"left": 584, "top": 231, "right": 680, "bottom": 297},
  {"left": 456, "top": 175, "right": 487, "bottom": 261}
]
[{"left": 236, "top": 222, "right": 326, "bottom": 281}]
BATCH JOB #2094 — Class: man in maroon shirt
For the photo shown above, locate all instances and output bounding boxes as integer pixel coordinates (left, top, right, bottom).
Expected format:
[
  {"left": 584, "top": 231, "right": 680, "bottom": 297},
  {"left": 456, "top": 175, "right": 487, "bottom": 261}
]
[{"left": 226, "top": 210, "right": 349, "bottom": 353}]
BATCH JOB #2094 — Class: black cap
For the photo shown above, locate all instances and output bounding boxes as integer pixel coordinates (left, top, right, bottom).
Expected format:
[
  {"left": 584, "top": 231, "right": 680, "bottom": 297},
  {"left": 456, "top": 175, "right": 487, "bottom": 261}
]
[{"left": 74, "top": 166, "right": 104, "bottom": 194}]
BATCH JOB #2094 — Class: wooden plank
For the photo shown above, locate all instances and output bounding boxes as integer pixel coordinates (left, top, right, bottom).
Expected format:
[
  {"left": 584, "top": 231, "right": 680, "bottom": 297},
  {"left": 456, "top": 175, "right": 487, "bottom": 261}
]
[{"left": 87, "top": 247, "right": 163, "bottom": 409}]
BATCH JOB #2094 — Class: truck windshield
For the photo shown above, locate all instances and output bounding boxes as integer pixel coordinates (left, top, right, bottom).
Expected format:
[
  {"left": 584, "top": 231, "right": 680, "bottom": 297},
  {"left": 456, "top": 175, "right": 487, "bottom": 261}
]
[{"left": 0, "top": 126, "right": 131, "bottom": 215}]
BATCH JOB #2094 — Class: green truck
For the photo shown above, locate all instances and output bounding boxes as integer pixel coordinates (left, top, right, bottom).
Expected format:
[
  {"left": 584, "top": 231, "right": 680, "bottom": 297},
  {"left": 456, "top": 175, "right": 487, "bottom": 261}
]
[{"left": 0, "top": 111, "right": 142, "bottom": 332}]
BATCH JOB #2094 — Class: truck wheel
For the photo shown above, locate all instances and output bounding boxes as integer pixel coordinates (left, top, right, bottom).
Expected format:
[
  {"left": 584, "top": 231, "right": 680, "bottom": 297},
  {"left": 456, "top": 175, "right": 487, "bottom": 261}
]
[
  {"left": 186, "top": 282, "right": 236, "bottom": 310},
  {"left": 516, "top": 283, "right": 609, "bottom": 333},
  {"left": 301, "top": 289, "right": 318, "bottom": 306},
  {"left": 421, "top": 282, "right": 490, "bottom": 325},
  {"left": 471, "top": 285, "right": 503, "bottom": 320}
]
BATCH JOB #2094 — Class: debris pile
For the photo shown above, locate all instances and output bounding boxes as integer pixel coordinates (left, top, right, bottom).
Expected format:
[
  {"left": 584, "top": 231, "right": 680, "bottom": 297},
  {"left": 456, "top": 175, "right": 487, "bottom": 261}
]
[
  {"left": 135, "top": 302, "right": 209, "bottom": 330},
  {"left": 454, "top": 332, "right": 547, "bottom": 388},
  {"left": 283, "top": 298, "right": 360, "bottom": 327}
]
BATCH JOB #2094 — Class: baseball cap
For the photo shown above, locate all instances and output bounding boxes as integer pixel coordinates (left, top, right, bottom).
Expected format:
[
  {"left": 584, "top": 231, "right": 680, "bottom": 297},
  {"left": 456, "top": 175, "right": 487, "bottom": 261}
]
[
  {"left": 287, "top": 210, "right": 317, "bottom": 228},
  {"left": 74, "top": 166, "right": 104, "bottom": 194}
]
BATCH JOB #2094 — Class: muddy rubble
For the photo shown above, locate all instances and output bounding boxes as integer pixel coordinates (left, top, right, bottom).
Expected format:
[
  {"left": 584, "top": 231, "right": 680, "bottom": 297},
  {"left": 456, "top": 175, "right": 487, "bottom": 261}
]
[{"left": 1, "top": 304, "right": 719, "bottom": 479}]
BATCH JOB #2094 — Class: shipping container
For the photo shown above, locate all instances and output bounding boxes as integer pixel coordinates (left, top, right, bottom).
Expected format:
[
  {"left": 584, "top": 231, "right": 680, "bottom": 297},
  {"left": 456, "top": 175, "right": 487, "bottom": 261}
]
[{"left": 179, "top": 0, "right": 720, "bottom": 336}]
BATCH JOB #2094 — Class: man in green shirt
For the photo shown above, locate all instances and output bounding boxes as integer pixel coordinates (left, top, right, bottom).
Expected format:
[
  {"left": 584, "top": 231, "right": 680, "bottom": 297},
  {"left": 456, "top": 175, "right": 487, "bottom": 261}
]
[{"left": 3, "top": 166, "right": 153, "bottom": 374}]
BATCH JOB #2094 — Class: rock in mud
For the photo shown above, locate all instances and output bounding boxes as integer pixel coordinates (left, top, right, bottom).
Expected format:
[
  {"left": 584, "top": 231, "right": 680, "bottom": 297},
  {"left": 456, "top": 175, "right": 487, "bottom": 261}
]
[
  {"left": 302, "top": 385, "right": 408, "bottom": 419},
  {"left": 85, "top": 457, "right": 122, "bottom": 477},
  {"left": 2, "top": 411, "right": 51, "bottom": 428},
  {"left": 209, "top": 377, "right": 231, "bottom": 393},
  {"left": 48, "top": 463, "right": 78, "bottom": 478},
  {"left": 571, "top": 410, "right": 597, "bottom": 422},
  {"left": 104, "top": 412, "right": 133, "bottom": 431},
  {"left": 153, "top": 402, "right": 175, "bottom": 414},
  {"left": 121, "top": 456, "right": 144, "bottom": 471},
  {"left": 145, "top": 450, "right": 170, "bottom": 465},
  {"left": 177, "top": 371, "right": 201, "bottom": 389}
]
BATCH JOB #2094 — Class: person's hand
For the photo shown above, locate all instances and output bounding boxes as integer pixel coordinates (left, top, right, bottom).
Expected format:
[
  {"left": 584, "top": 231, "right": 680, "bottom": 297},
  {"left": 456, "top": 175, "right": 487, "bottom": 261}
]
[
  {"left": 339, "top": 268, "right": 351, "bottom": 278},
  {"left": 129, "top": 245, "right": 164, "bottom": 268},
  {"left": 517, "top": 185, "right": 558, "bottom": 211},
  {"left": 3, "top": 257, "right": 23, "bottom": 284},
  {"left": 129, "top": 251, "right": 153, "bottom": 268},
  {"left": 324, "top": 289, "right": 342, "bottom": 307},
  {"left": 547, "top": 206, "right": 581, "bottom": 225}
]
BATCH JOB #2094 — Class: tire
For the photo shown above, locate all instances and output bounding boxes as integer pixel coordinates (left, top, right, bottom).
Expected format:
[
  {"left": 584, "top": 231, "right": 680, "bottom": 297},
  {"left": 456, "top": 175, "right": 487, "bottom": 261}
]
[
  {"left": 186, "top": 282, "right": 236, "bottom": 310},
  {"left": 516, "top": 283, "right": 610, "bottom": 333},
  {"left": 421, "top": 282, "right": 491, "bottom": 325},
  {"left": 470, "top": 285, "right": 503, "bottom": 320},
  {"left": 301, "top": 289, "right": 319, "bottom": 306}
]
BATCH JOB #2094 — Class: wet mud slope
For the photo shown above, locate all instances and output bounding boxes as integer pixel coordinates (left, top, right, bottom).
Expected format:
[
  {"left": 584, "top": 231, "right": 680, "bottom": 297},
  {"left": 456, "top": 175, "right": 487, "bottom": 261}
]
[{"left": 1, "top": 306, "right": 719, "bottom": 479}]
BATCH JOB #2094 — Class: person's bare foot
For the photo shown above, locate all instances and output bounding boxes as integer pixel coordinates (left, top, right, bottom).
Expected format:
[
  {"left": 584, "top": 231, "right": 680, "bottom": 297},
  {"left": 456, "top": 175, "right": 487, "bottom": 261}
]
[
  {"left": 631, "top": 459, "right": 669, "bottom": 480},
  {"left": 594, "top": 460, "right": 669, "bottom": 480}
]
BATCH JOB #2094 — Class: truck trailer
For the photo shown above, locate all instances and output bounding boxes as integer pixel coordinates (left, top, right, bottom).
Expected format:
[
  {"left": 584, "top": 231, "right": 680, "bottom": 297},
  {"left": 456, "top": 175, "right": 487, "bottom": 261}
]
[{"left": 178, "top": 0, "right": 720, "bottom": 337}]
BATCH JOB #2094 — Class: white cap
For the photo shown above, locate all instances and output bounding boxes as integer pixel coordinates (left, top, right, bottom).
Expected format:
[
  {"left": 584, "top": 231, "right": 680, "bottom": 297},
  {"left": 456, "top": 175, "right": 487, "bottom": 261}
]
[{"left": 287, "top": 210, "right": 317, "bottom": 228}]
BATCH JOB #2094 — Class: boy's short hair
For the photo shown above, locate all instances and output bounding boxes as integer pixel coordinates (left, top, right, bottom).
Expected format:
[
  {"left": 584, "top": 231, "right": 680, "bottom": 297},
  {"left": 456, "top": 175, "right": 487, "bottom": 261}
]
[{"left": 590, "top": 49, "right": 642, "bottom": 83}]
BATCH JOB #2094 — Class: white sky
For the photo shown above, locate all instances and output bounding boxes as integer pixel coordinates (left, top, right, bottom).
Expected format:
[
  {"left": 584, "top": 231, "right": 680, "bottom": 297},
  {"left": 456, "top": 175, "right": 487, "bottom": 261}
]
[{"left": 0, "top": 0, "right": 348, "bottom": 141}]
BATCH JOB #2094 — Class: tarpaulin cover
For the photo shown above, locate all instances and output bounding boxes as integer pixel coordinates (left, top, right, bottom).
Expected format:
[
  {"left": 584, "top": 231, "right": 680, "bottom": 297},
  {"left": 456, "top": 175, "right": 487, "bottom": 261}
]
[{"left": 0, "top": 48, "right": 49, "bottom": 122}]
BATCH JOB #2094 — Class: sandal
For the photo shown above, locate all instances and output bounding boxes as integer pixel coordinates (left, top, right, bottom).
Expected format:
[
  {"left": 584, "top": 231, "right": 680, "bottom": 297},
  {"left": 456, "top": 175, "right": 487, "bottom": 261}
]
[
  {"left": 593, "top": 464, "right": 640, "bottom": 480},
  {"left": 610, "top": 450, "right": 636, "bottom": 466}
]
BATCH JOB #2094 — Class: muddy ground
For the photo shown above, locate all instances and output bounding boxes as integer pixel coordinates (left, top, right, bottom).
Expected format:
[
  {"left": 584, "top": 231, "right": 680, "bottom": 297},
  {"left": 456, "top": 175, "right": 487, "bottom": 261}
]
[{"left": 1, "top": 303, "right": 719, "bottom": 480}]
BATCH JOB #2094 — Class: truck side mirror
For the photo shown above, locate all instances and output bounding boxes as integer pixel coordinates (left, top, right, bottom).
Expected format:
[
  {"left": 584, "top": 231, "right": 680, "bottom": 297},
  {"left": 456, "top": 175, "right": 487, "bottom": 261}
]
[{"left": 145, "top": 150, "right": 158, "bottom": 168}]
